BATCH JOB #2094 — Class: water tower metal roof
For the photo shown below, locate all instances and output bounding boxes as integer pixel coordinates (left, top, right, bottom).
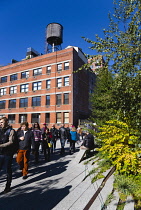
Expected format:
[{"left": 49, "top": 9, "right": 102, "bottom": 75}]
[{"left": 46, "top": 23, "right": 63, "bottom": 46}]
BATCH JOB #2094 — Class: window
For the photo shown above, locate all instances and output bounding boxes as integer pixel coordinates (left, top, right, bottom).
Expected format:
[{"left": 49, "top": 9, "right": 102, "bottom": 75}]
[
  {"left": 32, "top": 96, "right": 41, "bottom": 106},
  {"left": 20, "top": 84, "right": 29, "bottom": 93},
  {"left": 33, "top": 68, "right": 42, "bottom": 76},
  {"left": 0, "top": 101, "right": 6, "bottom": 109},
  {"left": 46, "top": 113, "right": 50, "bottom": 123},
  {"left": 64, "top": 62, "right": 69, "bottom": 70},
  {"left": 10, "top": 74, "right": 17, "bottom": 81},
  {"left": 33, "top": 81, "right": 42, "bottom": 91},
  {"left": 64, "top": 112, "right": 69, "bottom": 123},
  {"left": 21, "top": 71, "right": 29, "bottom": 79},
  {"left": 0, "top": 88, "right": 6, "bottom": 96},
  {"left": 10, "top": 86, "right": 17, "bottom": 94},
  {"left": 19, "top": 114, "right": 27, "bottom": 123},
  {"left": 56, "top": 94, "right": 61, "bottom": 105},
  {"left": 57, "top": 78, "right": 62, "bottom": 87},
  {"left": 46, "top": 66, "right": 51, "bottom": 74},
  {"left": 56, "top": 112, "right": 61, "bottom": 123},
  {"left": 64, "top": 77, "right": 69, "bottom": 86},
  {"left": 8, "top": 114, "right": 15, "bottom": 124},
  {"left": 46, "top": 80, "right": 51, "bottom": 89},
  {"left": 1, "top": 76, "right": 7, "bottom": 83},
  {"left": 31, "top": 113, "right": 40, "bottom": 123},
  {"left": 57, "top": 63, "right": 62, "bottom": 71},
  {"left": 19, "top": 98, "right": 28, "bottom": 107},
  {"left": 64, "top": 93, "right": 69, "bottom": 104},
  {"left": 9, "top": 99, "right": 16, "bottom": 108},
  {"left": 46, "top": 95, "right": 50, "bottom": 106}
]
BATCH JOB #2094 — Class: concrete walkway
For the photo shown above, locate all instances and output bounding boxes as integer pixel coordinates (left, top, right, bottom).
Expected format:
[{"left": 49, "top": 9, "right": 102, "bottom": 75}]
[
  {"left": 0, "top": 140, "right": 134, "bottom": 210},
  {"left": 0, "top": 140, "right": 94, "bottom": 210}
]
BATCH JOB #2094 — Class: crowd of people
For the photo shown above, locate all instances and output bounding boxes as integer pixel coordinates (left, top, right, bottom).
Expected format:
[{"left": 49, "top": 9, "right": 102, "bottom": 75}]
[{"left": 0, "top": 117, "right": 95, "bottom": 194}]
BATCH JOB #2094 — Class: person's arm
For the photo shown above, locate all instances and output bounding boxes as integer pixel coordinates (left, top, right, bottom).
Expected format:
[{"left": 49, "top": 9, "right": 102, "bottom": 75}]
[{"left": 0, "top": 130, "right": 15, "bottom": 148}]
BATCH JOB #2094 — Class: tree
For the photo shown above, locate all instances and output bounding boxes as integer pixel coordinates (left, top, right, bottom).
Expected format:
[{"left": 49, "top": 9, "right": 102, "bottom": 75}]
[
  {"left": 82, "top": 0, "right": 141, "bottom": 208},
  {"left": 90, "top": 66, "right": 114, "bottom": 126},
  {"left": 83, "top": 0, "right": 141, "bottom": 129}
]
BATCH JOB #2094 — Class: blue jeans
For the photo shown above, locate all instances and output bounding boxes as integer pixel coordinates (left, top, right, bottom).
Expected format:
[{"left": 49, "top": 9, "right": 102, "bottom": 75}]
[
  {"left": 0, "top": 154, "right": 13, "bottom": 187},
  {"left": 60, "top": 138, "right": 66, "bottom": 148}
]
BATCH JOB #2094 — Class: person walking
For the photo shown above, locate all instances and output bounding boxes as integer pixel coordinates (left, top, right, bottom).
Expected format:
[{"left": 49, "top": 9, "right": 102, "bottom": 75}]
[
  {"left": 0, "top": 117, "right": 17, "bottom": 193},
  {"left": 42, "top": 128, "right": 52, "bottom": 161},
  {"left": 50, "top": 124, "right": 58, "bottom": 153},
  {"left": 32, "top": 122, "right": 42, "bottom": 164},
  {"left": 59, "top": 124, "right": 67, "bottom": 155},
  {"left": 69, "top": 127, "right": 78, "bottom": 154},
  {"left": 40, "top": 123, "right": 48, "bottom": 153},
  {"left": 16, "top": 122, "right": 35, "bottom": 179}
]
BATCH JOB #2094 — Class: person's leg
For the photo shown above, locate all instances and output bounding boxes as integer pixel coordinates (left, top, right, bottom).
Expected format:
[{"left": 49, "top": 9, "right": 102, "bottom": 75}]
[
  {"left": 23, "top": 150, "right": 30, "bottom": 178},
  {"left": 72, "top": 141, "right": 75, "bottom": 152},
  {"left": 43, "top": 141, "right": 47, "bottom": 161},
  {"left": 4, "top": 155, "right": 13, "bottom": 191},
  {"left": 34, "top": 141, "right": 40, "bottom": 163},
  {"left": 0, "top": 155, "right": 5, "bottom": 171},
  {"left": 69, "top": 140, "right": 72, "bottom": 154},
  {"left": 60, "top": 138, "right": 65, "bottom": 155},
  {"left": 16, "top": 150, "right": 24, "bottom": 171}
]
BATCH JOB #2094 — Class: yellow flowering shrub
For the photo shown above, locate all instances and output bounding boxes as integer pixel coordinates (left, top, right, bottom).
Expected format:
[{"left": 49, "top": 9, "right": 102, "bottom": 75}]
[{"left": 97, "top": 120, "right": 141, "bottom": 175}]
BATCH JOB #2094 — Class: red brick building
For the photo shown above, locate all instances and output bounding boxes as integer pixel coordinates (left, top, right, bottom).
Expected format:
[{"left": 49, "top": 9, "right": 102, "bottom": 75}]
[{"left": 0, "top": 46, "right": 96, "bottom": 129}]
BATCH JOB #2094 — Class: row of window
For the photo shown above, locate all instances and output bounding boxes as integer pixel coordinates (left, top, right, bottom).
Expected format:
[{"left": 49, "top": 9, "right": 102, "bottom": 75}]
[
  {"left": 0, "top": 77, "right": 69, "bottom": 96},
  {"left": 0, "top": 112, "right": 69, "bottom": 124},
  {"left": 0, "top": 62, "right": 70, "bottom": 83},
  {"left": 0, "top": 93, "right": 69, "bottom": 109}
]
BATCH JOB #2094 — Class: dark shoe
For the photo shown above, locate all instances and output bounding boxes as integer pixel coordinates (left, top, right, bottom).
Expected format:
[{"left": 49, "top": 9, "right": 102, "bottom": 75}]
[
  {"left": 22, "top": 175, "right": 28, "bottom": 180},
  {"left": 3, "top": 187, "right": 11, "bottom": 194}
]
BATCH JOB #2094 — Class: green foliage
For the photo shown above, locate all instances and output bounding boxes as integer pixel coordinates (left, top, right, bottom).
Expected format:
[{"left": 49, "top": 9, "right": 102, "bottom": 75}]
[
  {"left": 82, "top": 0, "right": 141, "bottom": 129},
  {"left": 97, "top": 120, "right": 141, "bottom": 175},
  {"left": 90, "top": 67, "right": 114, "bottom": 126},
  {"left": 82, "top": 0, "right": 141, "bottom": 206}
]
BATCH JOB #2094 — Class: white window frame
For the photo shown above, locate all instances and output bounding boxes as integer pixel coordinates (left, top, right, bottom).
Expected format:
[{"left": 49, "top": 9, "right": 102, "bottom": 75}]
[
  {"left": 0, "top": 88, "right": 6, "bottom": 96},
  {"left": 57, "top": 78, "right": 62, "bottom": 87},
  {"left": 20, "top": 84, "right": 29, "bottom": 93},
  {"left": 64, "top": 77, "right": 69, "bottom": 86},
  {"left": 10, "top": 86, "right": 17, "bottom": 94},
  {"left": 33, "top": 81, "right": 42, "bottom": 91}
]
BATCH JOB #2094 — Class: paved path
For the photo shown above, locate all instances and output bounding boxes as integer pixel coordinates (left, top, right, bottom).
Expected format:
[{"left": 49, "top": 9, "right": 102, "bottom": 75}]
[
  {"left": 0, "top": 140, "right": 135, "bottom": 210},
  {"left": 0, "top": 140, "right": 94, "bottom": 210}
]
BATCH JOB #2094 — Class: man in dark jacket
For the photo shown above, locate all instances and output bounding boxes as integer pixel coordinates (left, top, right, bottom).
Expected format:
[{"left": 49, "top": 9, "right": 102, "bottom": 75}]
[
  {"left": 0, "top": 117, "right": 17, "bottom": 193},
  {"left": 80, "top": 131, "right": 95, "bottom": 158},
  {"left": 81, "top": 131, "right": 95, "bottom": 149},
  {"left": 59, "top": 124, "right": 67, "bottom": 155},
  {"left": 16, "top": 122, "right": 35, "bottom": 179},
  {"left": 50, "top": 124, "right": 58, "bottom": 153}
]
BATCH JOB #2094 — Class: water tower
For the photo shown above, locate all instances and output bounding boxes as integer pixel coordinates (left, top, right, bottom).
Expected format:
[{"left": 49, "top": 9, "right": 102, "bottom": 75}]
[{"left": 46, "top": 23, "right": 63, "bottom": 53}]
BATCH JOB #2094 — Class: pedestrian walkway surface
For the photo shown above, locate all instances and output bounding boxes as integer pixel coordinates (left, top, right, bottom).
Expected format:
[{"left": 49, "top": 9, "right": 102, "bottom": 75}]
[
  {"left": 0, "top": 140, "right": 93, "bottom": 210},
  {"left": 0, "top": 140, "right": 134, "bottom": 210}
]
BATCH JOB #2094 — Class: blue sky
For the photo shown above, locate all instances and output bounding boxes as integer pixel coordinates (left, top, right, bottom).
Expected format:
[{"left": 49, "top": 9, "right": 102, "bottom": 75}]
[{"left": 0, "top": 0, "right": 114, "bottom": 66}]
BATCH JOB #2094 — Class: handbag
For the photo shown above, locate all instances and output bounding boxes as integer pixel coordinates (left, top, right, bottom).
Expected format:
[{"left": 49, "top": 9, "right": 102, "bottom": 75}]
[{"left": 48, "top": 142, "right": 52, "bottom": 148}]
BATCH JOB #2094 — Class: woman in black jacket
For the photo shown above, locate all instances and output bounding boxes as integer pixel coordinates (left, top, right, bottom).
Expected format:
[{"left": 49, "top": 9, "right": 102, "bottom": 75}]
[{"left": 16, "top": 122, "right": 35, "bottom": 179}]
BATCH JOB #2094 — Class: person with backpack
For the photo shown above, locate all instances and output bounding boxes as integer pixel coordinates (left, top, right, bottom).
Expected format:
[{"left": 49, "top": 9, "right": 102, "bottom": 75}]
[
  {"left": 16, "top": 122, "right": 35, "bottom": 179},
  {"left": 0, "top": 117, "right": 17, "bottom": 193}
]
